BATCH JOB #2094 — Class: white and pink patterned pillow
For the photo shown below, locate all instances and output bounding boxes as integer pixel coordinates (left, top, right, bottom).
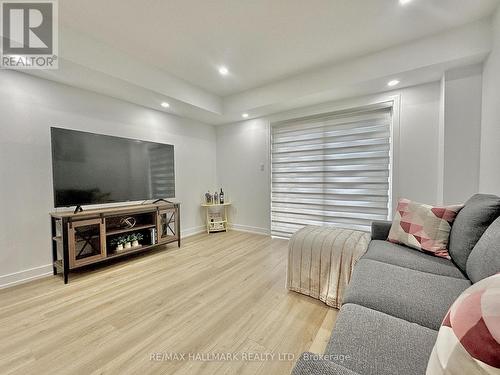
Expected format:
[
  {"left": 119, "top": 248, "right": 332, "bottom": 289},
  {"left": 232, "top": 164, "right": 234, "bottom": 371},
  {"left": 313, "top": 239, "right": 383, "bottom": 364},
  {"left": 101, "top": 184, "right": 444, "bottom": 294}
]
[
  {"left": 388, "top": 198, "right": 462, "bottom": 259},
  {"left": 426, "top": 273, "right": 500, "bottom": 374}
]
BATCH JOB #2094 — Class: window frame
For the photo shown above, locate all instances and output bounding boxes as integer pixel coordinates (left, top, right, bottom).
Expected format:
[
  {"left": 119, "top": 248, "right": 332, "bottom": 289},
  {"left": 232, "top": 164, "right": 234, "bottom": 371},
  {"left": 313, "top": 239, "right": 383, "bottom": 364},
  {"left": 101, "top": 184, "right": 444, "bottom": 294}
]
[{"left": 268, "top": 95, "right": 400, "bottom": 238}]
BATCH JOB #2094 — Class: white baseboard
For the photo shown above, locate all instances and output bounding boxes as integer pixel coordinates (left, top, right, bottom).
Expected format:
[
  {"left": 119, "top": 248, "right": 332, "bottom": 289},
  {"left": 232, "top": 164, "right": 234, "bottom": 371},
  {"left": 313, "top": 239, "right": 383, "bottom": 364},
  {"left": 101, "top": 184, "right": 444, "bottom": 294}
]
[
  {"left": 230, "top": 224, "right": 271, "bottom": 236},
  {"left": 182, "top": 225, "right": 206, "bottom": 238},
  {"left": 0, "top": 264, "right": 53, "bottom": 289},
  {"left": 182, "top": 224, "right": 270, "bottom": 237}
]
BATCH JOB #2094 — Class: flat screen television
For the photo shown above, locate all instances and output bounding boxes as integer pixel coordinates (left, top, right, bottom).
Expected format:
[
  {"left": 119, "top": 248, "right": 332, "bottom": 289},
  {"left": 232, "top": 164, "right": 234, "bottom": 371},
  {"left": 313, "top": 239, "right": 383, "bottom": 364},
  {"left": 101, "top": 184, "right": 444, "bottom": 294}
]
[{"left": 51, "top": 127, "right": 175, "bottom": 207}]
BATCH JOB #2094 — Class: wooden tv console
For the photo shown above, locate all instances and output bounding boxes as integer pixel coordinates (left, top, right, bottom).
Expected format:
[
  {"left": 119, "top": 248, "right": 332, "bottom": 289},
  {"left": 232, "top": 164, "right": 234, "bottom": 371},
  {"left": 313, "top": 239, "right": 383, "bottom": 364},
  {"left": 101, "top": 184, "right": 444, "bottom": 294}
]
[{"left": 50, "top": 202, "right": 180, "bottom": 284}]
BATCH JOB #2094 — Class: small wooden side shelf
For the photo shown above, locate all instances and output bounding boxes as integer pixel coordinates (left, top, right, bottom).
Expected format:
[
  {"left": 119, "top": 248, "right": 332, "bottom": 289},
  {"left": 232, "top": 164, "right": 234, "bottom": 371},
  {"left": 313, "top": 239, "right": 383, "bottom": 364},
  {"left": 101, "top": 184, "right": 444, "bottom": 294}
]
[
  {"left": 201, "top": 202, "right": 231, "bottom": 233},
  {"left": 50, "top": 202, "right": 180, "bottom": 284}
]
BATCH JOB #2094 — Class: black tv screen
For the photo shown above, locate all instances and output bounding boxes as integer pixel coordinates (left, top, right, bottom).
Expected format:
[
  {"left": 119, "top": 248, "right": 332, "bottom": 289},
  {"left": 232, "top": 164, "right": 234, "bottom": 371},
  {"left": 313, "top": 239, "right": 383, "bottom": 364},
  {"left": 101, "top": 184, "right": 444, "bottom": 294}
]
[{"left": 51, "top": 128, "right": 175, "bottom": 207}]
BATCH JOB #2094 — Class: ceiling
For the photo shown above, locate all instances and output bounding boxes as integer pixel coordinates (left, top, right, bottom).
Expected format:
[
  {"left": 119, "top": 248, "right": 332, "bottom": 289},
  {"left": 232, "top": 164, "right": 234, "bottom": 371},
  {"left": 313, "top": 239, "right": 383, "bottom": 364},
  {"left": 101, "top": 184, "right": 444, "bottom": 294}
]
[{"left": 59, "top": 0, "right": 499, "bottom": 97}]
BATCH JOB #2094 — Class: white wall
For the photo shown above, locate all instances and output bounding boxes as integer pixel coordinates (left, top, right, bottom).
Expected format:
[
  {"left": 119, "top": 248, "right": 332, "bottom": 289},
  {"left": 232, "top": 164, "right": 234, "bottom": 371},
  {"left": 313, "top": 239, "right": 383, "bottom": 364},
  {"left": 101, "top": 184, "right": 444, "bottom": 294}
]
[
  {"left": 216, "top": 119, "right": 271, "bottom": 234},
  {"left": 0, "top": 70, "right": 216, "bottom": 287},
  {"left": 480, "top": 7, "right": 500, "bottom": 195},
  {"left": 397, "top": 82, "right": 442, "bottom": 204},
  {"left": 442, "top": 65, "right": 483, "bottom": 204},
  {"left": 216, "top": 82, "right": 447, "bottom": 233}
]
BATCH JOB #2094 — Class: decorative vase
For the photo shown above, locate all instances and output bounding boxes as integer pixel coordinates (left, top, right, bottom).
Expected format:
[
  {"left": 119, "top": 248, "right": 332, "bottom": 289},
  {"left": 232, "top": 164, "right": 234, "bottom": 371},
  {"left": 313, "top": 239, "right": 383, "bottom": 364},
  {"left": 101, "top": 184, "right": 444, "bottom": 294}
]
[
  {"left": 132, "top": 240, "right": 139, "bottom": 247},
  {"left": 124, "top": 242, "right": 132, "bottom": 249},
  {"left": 116, "top": 244, "right": 124, "bottom": 251}
]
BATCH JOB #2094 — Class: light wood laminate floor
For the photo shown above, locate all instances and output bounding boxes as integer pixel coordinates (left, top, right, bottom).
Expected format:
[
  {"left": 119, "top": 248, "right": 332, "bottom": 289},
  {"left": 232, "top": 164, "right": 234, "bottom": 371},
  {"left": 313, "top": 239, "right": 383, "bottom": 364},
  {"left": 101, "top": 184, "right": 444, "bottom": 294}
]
[{"left": 0, "top": 231, "right": 336, "bottom": 375}]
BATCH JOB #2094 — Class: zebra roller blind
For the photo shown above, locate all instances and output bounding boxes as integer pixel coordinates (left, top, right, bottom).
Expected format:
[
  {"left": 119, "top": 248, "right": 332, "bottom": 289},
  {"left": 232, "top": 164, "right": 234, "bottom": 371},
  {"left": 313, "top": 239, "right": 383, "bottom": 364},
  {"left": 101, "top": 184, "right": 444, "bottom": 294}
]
[{"left": 271, "top": 105, "right": 392, "bottom": 238}]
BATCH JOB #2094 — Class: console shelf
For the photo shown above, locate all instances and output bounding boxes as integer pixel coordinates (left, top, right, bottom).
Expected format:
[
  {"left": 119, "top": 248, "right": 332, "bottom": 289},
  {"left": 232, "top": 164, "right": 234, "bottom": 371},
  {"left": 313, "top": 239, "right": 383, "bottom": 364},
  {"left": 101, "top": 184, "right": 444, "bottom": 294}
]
[
  {"left": 50, "top": 202, "right": 180, "bottom": 284},
  {"left": 106, "top": 224, "right": 157, "bottom": 236}
]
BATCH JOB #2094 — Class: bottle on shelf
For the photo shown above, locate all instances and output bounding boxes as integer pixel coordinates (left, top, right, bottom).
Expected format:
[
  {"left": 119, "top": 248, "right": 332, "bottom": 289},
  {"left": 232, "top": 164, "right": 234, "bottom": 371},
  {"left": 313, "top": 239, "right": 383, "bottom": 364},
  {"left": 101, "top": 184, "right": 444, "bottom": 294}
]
[
  {"left": 214, "top": 191, "right": 219, "bottom": 205},
  {"left": 219, "top": 188, "right": 224, "bottom": 204}
]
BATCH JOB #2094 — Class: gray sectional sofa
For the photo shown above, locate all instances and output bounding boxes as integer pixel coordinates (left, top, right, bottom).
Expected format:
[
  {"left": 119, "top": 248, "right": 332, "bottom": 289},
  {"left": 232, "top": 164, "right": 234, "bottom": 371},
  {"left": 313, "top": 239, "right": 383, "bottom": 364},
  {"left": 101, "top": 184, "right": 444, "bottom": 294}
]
[{"left": 292, "top": 194, "right": 500, "bottom": 375}]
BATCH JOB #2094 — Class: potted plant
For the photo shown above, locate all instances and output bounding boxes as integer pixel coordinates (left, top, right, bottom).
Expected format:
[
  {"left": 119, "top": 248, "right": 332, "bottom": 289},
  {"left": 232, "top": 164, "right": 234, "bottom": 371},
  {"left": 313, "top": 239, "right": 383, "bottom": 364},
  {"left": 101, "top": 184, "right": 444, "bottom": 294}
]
[
  {"left": 110, "top": 236, "right": 125, "bottom": 251},
  {"left": 129, "top": 233, "right": 136, "bottom": 247},
  {"left": 124, "top": 235, "right": 132, "bottom": 249},
  {"left": 130, "top": 233, "right": 144, "bottom": 247}
]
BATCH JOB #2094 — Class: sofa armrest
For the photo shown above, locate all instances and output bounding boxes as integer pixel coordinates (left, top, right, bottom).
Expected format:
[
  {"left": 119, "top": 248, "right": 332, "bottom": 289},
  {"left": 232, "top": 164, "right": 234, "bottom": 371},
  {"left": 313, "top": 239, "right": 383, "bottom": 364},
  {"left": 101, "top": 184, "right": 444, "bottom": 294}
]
[
  {"left": 371, "top": 220, "right": 392, "bottom": 241},
  {"left": 291, "top": 352, "right": 361, "bottom": 375}
]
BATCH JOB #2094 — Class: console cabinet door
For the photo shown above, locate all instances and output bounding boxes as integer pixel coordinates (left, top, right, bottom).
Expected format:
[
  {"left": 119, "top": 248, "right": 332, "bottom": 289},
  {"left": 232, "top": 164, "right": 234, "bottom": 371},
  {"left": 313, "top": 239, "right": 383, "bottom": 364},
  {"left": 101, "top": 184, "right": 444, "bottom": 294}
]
[
  {"left": 68, "top": 218, "right": 106, "bottom": 268},
  {"left": 157, "top": 208, "right": 178, "bottom": 244}
]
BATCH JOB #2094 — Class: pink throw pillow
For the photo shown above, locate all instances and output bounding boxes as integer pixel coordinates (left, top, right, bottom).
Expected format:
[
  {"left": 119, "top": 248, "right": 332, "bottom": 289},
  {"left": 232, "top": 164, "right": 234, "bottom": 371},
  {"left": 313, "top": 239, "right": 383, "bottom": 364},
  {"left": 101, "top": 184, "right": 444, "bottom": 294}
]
[
  {"left": 388, "top": 198, "right": 462, "bottom": 259},
  {"left": 426, "top": 273, "right": 500, "bottom": 374}
]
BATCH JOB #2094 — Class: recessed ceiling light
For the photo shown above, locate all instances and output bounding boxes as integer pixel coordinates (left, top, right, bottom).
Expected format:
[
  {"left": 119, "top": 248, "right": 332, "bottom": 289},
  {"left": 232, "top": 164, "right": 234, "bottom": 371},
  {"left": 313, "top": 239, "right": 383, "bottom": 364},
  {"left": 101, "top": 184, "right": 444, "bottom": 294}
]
[
  {"left": 399, "top": 0, "right": 412, "bottom": 5},
  {"left": 387, "top": 80, "right": 400, "bottom": 87},
  {"left": 242, "top": 113, "right": 249, "bottom": 118},
  {"left": 161, "top": 102, "right": 170, "bottom": 108},
  {"left": 218, "top": 66, "right": 229, "bottom": 76}
]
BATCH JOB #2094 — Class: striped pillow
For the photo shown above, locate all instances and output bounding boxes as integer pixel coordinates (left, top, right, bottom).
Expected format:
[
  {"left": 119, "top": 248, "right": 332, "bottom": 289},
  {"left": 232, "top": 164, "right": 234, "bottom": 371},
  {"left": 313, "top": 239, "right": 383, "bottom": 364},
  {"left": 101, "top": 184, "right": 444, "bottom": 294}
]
[
  {"left": 388, "top": 199, "right": 462, "bottom": 259},
  {"left": 426, "top": 273, "right": 500, "bottom": 374}
]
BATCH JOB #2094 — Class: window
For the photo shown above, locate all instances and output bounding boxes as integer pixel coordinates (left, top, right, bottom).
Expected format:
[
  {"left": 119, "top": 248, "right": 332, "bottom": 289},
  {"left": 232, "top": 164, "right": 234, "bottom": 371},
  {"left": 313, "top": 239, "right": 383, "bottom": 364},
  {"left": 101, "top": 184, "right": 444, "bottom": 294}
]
[{"left": 271, "top": 104, "right": 393, "bottom": 238}]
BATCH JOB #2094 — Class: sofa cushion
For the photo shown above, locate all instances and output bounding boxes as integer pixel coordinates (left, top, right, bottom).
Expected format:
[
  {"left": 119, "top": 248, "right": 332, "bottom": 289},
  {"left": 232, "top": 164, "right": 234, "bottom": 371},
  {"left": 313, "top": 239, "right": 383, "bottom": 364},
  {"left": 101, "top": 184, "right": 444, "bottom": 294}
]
[
  {"left": 363, "top": 240, "right": 467, "bottom": 279},
  {"left": 426, "top": 273, "right": 500, "bottom": 374},
  {"left": 326, "top": 303, "right": 437, "bottom": 375},
  {"left": 388, "top": 198, "right": 462, "bottom": 259},
  {"left": 466, "top": 216, "right": 500, "bottom": 283},
  {"left": 449, "top": 194, "right": 500, "bottom": 272},
  {"left": 343, "top": 259, "right": 471, "bottom": 330},
  {"left": 292, "top": 352, "right": 361, "bottom": 375}
]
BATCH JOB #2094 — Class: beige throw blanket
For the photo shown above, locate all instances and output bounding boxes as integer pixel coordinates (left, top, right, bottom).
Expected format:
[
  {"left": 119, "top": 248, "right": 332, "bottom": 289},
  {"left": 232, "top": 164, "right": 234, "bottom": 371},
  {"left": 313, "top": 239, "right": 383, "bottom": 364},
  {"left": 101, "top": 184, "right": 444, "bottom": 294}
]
[{"left": 287, "top": 226, "right": 371, "bottom": 309}]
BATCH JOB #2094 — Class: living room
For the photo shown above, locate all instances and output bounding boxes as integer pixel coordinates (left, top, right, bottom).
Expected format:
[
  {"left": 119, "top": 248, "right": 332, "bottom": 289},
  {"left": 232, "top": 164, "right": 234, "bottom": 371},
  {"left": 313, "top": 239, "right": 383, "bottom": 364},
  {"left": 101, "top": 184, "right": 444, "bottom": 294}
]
[{"left": 1, "top": 1, "right": 499, "bottom": 374}]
